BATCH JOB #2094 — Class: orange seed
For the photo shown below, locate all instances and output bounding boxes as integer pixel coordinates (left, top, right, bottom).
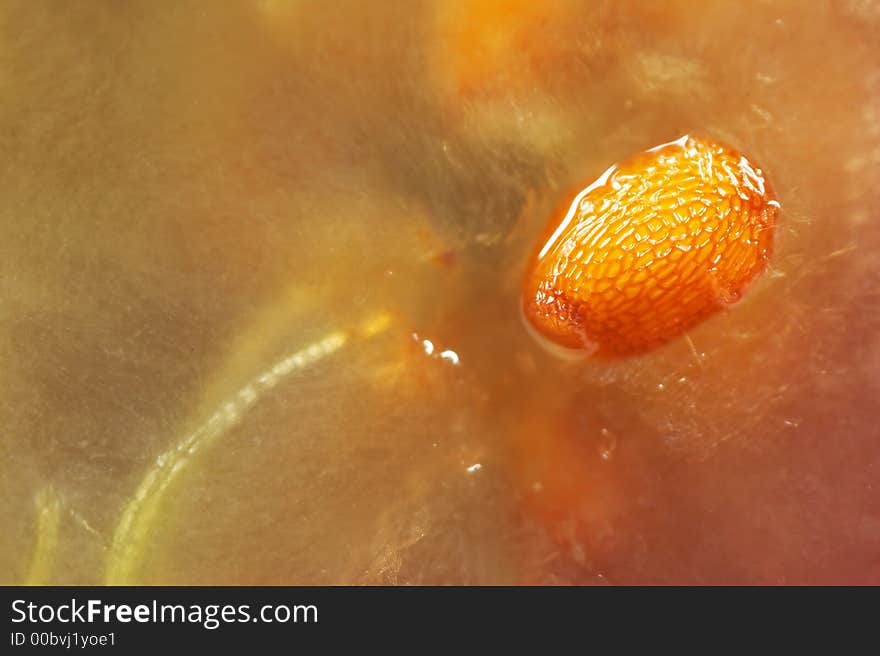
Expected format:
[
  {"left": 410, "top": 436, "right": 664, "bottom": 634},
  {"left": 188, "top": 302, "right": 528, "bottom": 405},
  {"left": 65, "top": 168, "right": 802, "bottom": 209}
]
[{"left": 522, "top": 135, "right": 779, "bottom": 357}]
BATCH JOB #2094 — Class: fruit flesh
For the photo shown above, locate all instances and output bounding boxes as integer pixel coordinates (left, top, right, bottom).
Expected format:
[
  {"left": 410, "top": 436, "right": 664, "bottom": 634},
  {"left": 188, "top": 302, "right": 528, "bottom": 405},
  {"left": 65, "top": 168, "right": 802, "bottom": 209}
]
[{"left": 522, "top": 135, "right": 780, "bottom": 357}]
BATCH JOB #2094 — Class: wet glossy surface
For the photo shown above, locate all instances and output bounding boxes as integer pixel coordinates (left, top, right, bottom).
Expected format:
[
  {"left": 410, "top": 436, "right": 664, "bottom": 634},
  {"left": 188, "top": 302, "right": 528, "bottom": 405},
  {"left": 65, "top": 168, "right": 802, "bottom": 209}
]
[
  {"left": 522, "top": 135, "right": 778, "bottom": 357},
  {"left": 1, "top": 1, "right": 879, "bottom": 584}
]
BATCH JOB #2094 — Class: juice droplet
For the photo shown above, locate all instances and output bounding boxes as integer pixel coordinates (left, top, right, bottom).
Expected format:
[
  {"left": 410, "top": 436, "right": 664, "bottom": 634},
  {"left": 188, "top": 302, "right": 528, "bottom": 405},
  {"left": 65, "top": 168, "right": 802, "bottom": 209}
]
[
  {"left": 522, "top": 135, "right": 780, "bottom": 357},
  {"left": 598, "top": 428, "right": 617, "bottom": 462}
]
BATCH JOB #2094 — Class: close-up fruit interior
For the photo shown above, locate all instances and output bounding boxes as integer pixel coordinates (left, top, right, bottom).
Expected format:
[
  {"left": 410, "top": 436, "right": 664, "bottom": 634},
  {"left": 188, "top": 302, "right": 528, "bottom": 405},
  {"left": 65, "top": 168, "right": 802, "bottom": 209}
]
[{"left": 2, "top": 0, "right": 879, "bottom": 585}]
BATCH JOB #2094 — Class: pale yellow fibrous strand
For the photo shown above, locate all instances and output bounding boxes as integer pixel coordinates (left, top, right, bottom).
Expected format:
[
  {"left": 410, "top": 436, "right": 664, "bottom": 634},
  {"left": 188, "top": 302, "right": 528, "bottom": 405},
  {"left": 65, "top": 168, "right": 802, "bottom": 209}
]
[
  {"left": 25, "top": 486, "right": 62, "bottom": 585},
  {"left": 105, "top": 311, "right": 391, "bottom": 584}
]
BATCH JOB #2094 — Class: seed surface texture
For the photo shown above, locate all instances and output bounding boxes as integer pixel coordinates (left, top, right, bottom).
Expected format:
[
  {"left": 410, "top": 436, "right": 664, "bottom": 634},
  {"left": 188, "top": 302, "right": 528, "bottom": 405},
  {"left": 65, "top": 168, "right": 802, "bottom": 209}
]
[{"left": 522, "top": 135, "right": 779, "bottom": 357}]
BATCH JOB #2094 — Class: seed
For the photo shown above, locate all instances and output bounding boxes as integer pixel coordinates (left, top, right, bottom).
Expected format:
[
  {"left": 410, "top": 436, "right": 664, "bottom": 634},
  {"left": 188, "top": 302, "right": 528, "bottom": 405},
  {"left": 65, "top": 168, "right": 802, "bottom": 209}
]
[{"left": 522, "top": 135, "right": 779, "bottom": 357}]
